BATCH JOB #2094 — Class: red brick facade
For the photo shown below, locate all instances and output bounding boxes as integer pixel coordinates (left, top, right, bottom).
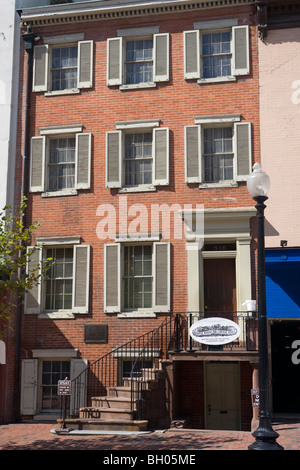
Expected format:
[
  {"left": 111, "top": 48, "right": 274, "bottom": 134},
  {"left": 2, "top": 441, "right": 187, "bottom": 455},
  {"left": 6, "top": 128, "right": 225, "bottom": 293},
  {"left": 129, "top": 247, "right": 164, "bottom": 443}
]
[{"left": 4, "top": 1, "right": 260, "bottom": 429}]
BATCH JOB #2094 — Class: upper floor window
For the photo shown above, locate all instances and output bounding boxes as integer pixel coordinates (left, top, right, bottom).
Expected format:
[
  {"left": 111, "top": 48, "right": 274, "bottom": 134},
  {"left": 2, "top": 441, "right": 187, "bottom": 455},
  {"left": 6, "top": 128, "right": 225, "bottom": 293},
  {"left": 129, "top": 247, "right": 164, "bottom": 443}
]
[
  {"left": 104, "top": 240, "right": 170, "bottom": 316},
  {"left": 125, "top": 39, "right": 153, "bottom": 84},
  {"left": 106, "top": 120, "right": 169, "bottom": 191},
  {"left": 202, "top": 32, "right": 232, "bottom": 79},
  {"left": 32, "top": 35, "right": 93, "bottom": 94},
  {"left": 45, "top": 247, "right": 73, "bottom": 311},
  {"left": 51, "top": 46, "right": 78, "bottom": 91},
  {"left": 184, "top": 21, "right": 249, "bottom": 83},
  {"left": 48, "top": 137, "right": 76, "bottom": 191},
  {"left": 24, "top": 239, "right": 90, "bottom": 317},
  {"left": 185, "top": 115, "right": 252, "bottom": 187},
  {"left": 124, "top": 132, "right": 153, "bottom": 186},
  {"left": 107, "top": 27, "right": 169, "bottom": 89},
  {"left": 29, "top": 124, "right": 91, "bottom": 196},
  {"left": 203, "top": 127, "right": 233, "bottom": 183}
]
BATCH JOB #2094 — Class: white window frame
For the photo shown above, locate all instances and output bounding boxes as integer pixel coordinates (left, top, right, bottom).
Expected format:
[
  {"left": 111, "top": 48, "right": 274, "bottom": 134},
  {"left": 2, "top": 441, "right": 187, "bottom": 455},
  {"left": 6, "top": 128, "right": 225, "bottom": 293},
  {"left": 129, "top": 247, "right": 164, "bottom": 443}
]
[
  {"left": 32, "top": 34, "right": 93, "bottom": 95},
  {"left": 104, "top": 237, "right": 170, "bottom": 317},
  {"left": 106, "top": 119, "right": 169, "bottom": 192},
  {"left": 30, "top": 125, "right": 91, "bottom": 197},
  {"left": 184, "top": 20, "right": 249, "bottom": 83},
  {"left": 185, "top": 114, "right": 252, "bottom": 187},
  {"left": 25, "top": 237, "right": 90, "bottom": 319},
  {"left": 107, "top": 26, "right": 169, "bottom": 89}
]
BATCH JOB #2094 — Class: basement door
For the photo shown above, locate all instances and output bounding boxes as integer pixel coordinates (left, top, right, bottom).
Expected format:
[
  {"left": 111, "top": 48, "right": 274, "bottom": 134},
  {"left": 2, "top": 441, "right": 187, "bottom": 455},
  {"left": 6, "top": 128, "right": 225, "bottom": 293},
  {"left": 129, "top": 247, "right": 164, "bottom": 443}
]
[{"left": 205, "top": 362, "right": 240, "bottom": 430}]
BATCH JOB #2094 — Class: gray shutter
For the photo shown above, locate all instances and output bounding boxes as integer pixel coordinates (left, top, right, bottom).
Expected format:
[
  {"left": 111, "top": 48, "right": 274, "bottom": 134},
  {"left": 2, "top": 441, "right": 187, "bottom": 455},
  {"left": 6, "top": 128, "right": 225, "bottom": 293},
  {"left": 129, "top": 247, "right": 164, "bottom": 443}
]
[
  {"left": 153, "top": 127, "right": 169, "bottom": 186},
  {"left": 185, "top": 125, "right": 202, "bottom": 183},
  {"left": 153, "top": 33, "right": 169, "bottom": 82},
  {"left": 29, "top": 136, "right": 45, "bottom": 192},
  {"left": 78, "top": 40, "right": 93, "bottom": 88},
  {"left": 184, "top": 30, "right": 200, "bottom": 79},
  {"left": 232, "top": 25, "right": 250, "bottom": 76},
  {"left": 32, "top": 44, "right": 48, "bottom": 92},
  {"left": 24, "top": 246, "right": 42, "bottom": 314},
  {"left": 70, "top": 358, "right": 88, "bottom": 414},
  {"left": 107, "top": 37, "right": 122, "bottom": 86},
  {"left": 234, "top": 122, "right": 251, "bottom": 181},
  {"left": 104, "top": 243, "right": 120, "bottom": 313},
  {"left": 75, "top": 133, "right": 91, "bottom": 189},
  {"left": 153, "top": 242, "right": 170, "bottom": 313},
  {"left": 20, "top": 359, "right": 38, "bottom": 415},
  {"left": 72, "top": 245, "right": 90, "bottom": 314},
  {"left": 106, "top": 131, "right": 122, "bottom": 188}
]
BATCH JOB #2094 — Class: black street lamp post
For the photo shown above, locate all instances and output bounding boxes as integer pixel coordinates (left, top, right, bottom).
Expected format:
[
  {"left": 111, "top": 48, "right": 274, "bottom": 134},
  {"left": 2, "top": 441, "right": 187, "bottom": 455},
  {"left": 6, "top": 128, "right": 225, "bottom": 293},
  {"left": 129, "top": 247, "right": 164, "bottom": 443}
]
[{"left": 247, "top": 163, "right": 283, "bottom": 451}]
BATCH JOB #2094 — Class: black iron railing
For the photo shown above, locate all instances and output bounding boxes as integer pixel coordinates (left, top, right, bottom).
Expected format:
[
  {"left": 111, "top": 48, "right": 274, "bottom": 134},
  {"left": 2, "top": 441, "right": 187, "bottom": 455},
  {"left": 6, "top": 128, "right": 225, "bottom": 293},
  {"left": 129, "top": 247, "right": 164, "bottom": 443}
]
[{"left": 70, "top": 311, "right": 257, "bottom": 419}]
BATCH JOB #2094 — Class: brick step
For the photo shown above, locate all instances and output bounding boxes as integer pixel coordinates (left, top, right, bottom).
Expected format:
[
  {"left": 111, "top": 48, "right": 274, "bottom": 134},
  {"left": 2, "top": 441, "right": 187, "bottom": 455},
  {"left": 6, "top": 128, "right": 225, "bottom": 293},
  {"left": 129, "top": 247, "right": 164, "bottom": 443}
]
[
  {"left": 56, "top": 418, "right": 148, "bottom": 432},
  {"left": 91, "top": 396, "right": 134, "bottom": 409},
  {"left": 79, "top": 406, "right": 135, "bottom": 421},
  {"left": 108, "top": 386, "right": 138, "bottom": 399}
]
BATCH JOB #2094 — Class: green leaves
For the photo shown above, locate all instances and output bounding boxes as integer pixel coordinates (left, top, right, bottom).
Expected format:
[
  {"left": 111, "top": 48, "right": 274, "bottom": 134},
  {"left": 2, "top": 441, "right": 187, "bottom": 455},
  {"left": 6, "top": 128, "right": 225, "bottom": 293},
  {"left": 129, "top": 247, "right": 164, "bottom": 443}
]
[{"left": 0, "top": 198, "right": 52, "bottom": 339}]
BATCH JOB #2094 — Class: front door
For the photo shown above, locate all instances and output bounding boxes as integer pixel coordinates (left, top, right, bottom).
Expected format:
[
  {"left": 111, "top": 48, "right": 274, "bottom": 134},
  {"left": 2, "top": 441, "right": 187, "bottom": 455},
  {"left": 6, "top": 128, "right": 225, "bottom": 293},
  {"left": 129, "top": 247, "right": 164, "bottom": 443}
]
[
  {"left": 205, "top": 362, "right": 240, "bottom": 430},
  {"left": 204, "top": 258, "right": 236, "bottom": 315}
]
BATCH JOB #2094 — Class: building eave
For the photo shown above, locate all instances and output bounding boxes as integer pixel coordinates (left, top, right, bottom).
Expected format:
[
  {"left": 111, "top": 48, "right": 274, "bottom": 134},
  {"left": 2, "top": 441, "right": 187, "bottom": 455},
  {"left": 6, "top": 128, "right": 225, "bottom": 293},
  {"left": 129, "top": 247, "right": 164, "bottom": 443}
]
[{"left": 20, "top": 0, "right": 256, "bottom": 26}]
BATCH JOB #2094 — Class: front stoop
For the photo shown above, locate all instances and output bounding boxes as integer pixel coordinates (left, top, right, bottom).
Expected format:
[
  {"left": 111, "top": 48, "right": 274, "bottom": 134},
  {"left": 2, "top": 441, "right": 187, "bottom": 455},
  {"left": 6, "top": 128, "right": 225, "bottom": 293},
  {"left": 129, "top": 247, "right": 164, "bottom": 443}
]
[{"left": 56, "top": 368, "right": 166, "bottom": 432}]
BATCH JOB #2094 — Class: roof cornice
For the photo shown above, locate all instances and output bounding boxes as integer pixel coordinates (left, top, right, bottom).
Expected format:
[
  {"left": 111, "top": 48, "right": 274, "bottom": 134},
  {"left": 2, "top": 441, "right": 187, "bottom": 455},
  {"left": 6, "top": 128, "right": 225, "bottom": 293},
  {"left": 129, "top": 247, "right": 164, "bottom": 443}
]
[{"left": 20, "top": 0, "right": 255, "bottom": 26}]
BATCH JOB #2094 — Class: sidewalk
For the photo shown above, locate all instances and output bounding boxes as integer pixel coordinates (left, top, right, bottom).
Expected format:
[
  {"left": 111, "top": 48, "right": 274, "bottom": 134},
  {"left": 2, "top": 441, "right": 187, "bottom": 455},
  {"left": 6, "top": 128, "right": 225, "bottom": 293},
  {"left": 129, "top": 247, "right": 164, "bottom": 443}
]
[{"left": 0, "top": 418, "right": 299, "bottom": 453}]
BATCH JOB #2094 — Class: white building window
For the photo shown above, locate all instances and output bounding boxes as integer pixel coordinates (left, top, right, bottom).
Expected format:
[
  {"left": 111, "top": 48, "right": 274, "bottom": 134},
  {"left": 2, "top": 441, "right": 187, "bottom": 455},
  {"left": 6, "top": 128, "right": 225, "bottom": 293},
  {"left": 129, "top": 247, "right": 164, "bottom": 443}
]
[
  {"left": 184, "top": 22, "right": 249, "bottom": 82},
  {"left": 125, "top": 39, "right": 154, "bottom": 85},
  {"left": 29, "top": 125, "right": 91, "bottom": 196},
  {"left": 32, "top": 35, "right": 93, "bottom": 94},
  {"left": 124, "top": 245, "right": 153, "bottom": 310},
  {"left": 51, "top": 45, "right": 78, "bottom": 91},
  {"left": 202, "top": 31, "right": 232, "bottom": 79},
  {"left": 106, "top": 120, "right": 169, "bottom": 191},
  {"left": 124, "top": 132, "right": 153, "bottom": 186},
  {"left": 107, "top": 27, "right": 169, "bottom": 88},
  {"left": 48, "top": 137, "right": 76, "bottom": 191},
  {"left": 45, "top": 247, "right": 73, "bottom": 311},
  {"left": 24, "top": 238, "right": 90, "bottom": 318},
  {"left": 104, "top": 241, "right": 170, "bottom": 316},
  {"left": 185, "top": 115, "right": 252, "bottom": 186},
  {"left": 203, "top": 127, "right": 234, "bottom": 183}
]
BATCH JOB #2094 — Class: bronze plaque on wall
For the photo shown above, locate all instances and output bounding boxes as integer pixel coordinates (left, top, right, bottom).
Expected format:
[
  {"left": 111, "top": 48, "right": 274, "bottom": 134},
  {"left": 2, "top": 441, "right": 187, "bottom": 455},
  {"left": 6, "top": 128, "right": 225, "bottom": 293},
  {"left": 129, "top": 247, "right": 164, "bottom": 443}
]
[{"left": 84, "top": 324, "right": 108, "bottom": 344}]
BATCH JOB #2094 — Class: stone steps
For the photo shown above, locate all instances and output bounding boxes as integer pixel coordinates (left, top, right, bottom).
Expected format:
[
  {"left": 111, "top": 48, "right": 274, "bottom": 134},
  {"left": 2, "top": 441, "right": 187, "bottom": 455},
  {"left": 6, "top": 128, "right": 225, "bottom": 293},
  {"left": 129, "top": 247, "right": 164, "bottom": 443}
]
[{"left": 62, "top": 368, "right": 165, "bottom": 432}]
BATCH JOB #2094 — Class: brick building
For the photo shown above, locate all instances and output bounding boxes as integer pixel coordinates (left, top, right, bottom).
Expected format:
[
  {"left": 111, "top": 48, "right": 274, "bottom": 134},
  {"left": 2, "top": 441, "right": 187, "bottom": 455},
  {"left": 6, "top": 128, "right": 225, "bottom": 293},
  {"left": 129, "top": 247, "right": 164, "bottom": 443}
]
[{"left": 4, "top": 0, "right": 263, "bottom": 430}]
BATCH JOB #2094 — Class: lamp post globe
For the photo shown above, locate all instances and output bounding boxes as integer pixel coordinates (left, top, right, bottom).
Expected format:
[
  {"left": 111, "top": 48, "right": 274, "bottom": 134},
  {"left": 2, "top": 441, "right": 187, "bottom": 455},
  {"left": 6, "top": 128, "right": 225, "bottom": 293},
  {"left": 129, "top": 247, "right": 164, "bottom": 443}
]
[{"left": 247, "top": 163, "right": 283, "bottom": 451}]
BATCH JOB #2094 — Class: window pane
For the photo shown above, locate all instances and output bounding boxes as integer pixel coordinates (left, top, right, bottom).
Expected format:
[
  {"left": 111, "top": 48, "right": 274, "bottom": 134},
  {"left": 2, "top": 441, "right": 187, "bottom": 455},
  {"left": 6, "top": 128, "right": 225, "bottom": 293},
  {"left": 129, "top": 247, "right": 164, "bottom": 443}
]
[
  {"left": 202, "top": 31, "right": 232, "bottom": 78},
  {"left": 48, "top": 138, "right": 75, "bottom": 191},
  {"left": 125, "top": 39, "right": 153, "bottom": 84},
  {"left": 51, "top": 46, "right": 78, "bottom": 91},
  {"left": 203, "top": 127, "right": 234, "bottom": 182},
  {"left": 45, "top": 247, "right": 73, "bottom": 311},
  {"left": 123, "top": 245, "right": 153, "bottom": 310},
  {"left": 125, "top": 133, "right": 153, "bottom": 186}
]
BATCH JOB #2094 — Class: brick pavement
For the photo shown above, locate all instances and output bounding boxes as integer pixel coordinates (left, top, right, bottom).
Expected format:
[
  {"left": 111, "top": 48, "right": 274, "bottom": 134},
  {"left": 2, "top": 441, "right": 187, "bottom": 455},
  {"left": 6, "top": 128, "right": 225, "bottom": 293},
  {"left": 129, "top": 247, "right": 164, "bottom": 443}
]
[{"left": 0, "top": 418, "right": 299, "bottom": 454}]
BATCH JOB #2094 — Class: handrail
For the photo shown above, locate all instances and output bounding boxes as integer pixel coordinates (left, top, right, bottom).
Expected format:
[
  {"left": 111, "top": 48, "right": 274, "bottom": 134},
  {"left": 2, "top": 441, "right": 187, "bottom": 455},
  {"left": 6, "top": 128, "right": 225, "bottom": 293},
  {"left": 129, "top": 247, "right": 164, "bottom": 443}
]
[
  {"left": 129, "top": 315, "right": 176, "bottom": 418},
  {"left": 71, "top": 311, "right": 257, "bottom": 418}
]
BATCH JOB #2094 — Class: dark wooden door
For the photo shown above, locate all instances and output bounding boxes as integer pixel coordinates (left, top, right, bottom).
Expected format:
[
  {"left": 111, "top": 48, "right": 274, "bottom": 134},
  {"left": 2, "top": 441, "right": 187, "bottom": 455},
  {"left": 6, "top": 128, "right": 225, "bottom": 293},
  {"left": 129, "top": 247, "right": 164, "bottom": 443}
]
[{"left": 204, "top": 258, "right": 236, "bottom": 314}]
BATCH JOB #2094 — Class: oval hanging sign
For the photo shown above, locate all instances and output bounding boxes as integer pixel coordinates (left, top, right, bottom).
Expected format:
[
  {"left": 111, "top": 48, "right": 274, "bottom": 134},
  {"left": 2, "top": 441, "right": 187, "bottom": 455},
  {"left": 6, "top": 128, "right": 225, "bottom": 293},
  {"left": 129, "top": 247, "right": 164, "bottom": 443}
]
[{"left": 189, "top": 317, "right": 241, "bottom": 345}]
